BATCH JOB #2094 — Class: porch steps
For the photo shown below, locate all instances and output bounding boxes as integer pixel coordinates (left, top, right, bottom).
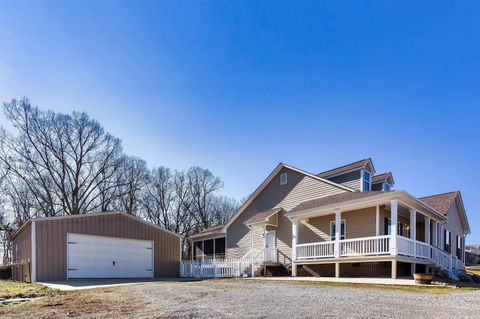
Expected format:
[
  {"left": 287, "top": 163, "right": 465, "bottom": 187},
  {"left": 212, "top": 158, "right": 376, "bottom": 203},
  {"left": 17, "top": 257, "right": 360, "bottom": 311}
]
[{"left": 257, "top": 262, "right": 289, "bottom": 277}]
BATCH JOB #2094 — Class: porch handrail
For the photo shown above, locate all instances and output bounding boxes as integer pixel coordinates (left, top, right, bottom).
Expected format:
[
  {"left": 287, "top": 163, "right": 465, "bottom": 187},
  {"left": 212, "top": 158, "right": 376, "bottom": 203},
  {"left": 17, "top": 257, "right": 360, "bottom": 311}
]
[
  {"left": 341, "top": 235, "right": 391, "bottom": 257},
  {"left": 296, "top": 240, "right": 335, "bottom": 247},
  {"left": 296, "top": 240, "right": 335, "bottom": 259}
]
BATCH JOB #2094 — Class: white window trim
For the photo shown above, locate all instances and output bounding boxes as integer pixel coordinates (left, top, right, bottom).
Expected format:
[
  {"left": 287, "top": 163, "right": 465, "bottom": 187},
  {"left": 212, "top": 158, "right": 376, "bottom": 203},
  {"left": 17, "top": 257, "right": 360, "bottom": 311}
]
[
  {"left": 280, "top": 173, "right": 288, "bottom": 185},
  {"left": 330, "top": 219, "right": 346, "bottom": 240}
]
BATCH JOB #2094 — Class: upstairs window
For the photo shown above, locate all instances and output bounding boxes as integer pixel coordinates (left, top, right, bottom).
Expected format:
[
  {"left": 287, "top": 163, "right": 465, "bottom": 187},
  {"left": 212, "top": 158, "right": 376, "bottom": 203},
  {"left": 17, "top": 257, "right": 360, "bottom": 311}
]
[
  {"left": 330, "top": 220, "right": 346, "bottom": 240},
  {"left": 280, "top": 173, "right": 288, "bottom": 185},
  {"left": 384, "top": 183, "right": 391, "bottom": 191},
  {"left": 363, "top": 170, "right": 371, "bottom": 191}
]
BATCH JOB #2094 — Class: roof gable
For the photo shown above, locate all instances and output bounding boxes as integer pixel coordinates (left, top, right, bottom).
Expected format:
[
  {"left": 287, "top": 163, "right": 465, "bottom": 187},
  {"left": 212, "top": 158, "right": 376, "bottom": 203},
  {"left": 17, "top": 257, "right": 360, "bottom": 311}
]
[
  {"left": 11, "top": 211, "right": 182, "bottom": 240},
  {"left": 317, "top": 158, "right": 375, "bottom": 178},
  {"left": 222, "top": 163, "right": 355, "bottom": 231},
  {"left": 372, "top": 172, "right": 395, "bottom": 185},
  {"left": 420, "top": 191, "right": 470, "bottom": 234},
  {"left": 420, "top": 192, "right": 458, "bottom": 214}
]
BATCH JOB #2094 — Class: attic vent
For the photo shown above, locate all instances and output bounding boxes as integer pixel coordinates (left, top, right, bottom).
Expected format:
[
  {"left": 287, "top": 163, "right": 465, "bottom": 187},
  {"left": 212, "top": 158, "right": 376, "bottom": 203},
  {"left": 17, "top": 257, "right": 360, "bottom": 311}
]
[{"left": 280, "top": 173, "right": 288, "bottom": 185}]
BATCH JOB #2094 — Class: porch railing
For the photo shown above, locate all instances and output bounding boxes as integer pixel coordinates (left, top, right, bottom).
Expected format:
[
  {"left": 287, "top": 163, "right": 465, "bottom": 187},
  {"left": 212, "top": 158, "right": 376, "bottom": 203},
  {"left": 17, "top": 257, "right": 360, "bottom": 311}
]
[
  {"left": 295, "top": 235, "right": 463, "bottom": 278},
  {"left": 180, "top": 258, "right": 248, "bottom": 278},
  {"left": 296, "top": 241, "right": 335, "bottom": 259},
  {"left": 340, "top": 235, "right": 390, "bottom": 257}
]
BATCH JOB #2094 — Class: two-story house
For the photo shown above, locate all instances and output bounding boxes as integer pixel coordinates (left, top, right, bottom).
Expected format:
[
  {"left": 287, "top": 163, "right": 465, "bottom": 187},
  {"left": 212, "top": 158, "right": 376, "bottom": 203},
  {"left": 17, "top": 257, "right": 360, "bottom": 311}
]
[{"left": 182, "top": 159, "right": 470, "bottom": 280}]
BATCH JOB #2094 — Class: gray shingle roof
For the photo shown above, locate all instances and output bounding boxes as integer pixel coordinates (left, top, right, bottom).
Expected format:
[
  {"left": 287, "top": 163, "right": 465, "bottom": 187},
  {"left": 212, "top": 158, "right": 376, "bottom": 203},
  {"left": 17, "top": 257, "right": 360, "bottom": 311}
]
[
  {"left": 244, "top": 208, "right": 282, "bottom": 225},
  {"left": 419, "top": 191, "right": 459, "bottom": 214},
  {"left": 317, "top": 158, "right": 372, "bottom": 178},
  {"left": 289, "top": 191, "right": 386, "bottom": 213}
]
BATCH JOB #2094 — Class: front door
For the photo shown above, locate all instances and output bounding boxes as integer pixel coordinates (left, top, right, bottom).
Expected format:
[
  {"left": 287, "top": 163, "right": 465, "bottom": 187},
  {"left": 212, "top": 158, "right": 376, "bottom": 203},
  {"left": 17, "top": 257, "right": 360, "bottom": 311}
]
[{"left": 264, "top": 231, "right": 276, "bottom": 261}]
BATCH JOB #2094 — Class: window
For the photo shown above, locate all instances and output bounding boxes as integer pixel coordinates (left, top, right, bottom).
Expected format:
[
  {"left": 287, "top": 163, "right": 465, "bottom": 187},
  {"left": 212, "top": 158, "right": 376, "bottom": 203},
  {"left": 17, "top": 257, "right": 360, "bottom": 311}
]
[
  {"left": 193, "top": 241, "right": 203, "bottom": 260},
  {"left": 456, "top": 236, "right": 462, "bottom": 259},
  {"left": 203, "top": 239, "right": 214, "bottom": 259},
  {"left": 384, "top": 218, "right": 403, "bottom": 236},
  {"left": 362, "top": 170, "right": 371, "bottom": 191},
  {"left": 444, "top": 230, "right": 451, "bottom": 253},
  {"left": 330, "top": 220, "right": 346, "bottom": 240},
  {"left": 384, "top": 183, "right": 391, "bottom": 191},
  {"left": 193, "top": 238, "right": 226, "bottom": 260},
  {"left": 215, "top": 237, "right": 226, "bottom": 259},
  {"left": 280, "top": 173, "right": 288, "bottom": 185},
  {"left": 384, "top": 217, "right": 391, "bottom": 235},
  {"left": 398, "top": 223, "right": 404, "bottom": 236}
]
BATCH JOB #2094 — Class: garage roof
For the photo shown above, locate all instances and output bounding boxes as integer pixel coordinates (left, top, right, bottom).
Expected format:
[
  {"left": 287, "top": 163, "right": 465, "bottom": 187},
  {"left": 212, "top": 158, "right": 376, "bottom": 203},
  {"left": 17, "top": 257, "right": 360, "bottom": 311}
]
[{"left": 11, "top": 211, "right": 182, "bottom": 240}]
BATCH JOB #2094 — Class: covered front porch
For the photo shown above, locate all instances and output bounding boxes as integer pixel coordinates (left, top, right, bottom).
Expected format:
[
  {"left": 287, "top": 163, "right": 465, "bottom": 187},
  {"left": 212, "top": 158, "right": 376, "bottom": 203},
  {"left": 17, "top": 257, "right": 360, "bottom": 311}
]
[{"left": 288, "top": 194, "right": 456, "bottom": 279}]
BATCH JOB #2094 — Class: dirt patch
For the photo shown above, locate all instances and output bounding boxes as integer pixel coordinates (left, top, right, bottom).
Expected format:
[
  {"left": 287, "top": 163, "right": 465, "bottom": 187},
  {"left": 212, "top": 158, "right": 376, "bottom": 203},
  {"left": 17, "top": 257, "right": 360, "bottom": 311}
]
[{"left": 0, "top": 287, "right": 140, "bottom": 319}]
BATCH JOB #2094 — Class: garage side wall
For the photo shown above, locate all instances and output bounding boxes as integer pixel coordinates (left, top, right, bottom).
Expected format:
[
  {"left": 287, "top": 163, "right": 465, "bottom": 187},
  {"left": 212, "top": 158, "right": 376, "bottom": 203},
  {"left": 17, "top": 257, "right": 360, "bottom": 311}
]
[
  {"left": 12, "top": 223, "right": 32, "bottom": 281},
  {"left": 36, "top": 214, "right": 180, "bottom": 281}
]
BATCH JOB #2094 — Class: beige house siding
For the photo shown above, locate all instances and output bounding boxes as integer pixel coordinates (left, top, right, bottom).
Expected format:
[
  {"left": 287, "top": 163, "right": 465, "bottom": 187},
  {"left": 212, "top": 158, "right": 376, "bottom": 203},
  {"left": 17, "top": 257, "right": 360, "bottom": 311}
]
[
  {"left": 226, "top": 167, "right": 349, "bottom": 260},
  {"left": 298, "top": 206, "right": 413, "bottom": 244},
  {"left": 298, "top": 208, "right": 376, "bottom": 244},
  {"left": 13, "top": 213, "right": 181, "bottom": 281},
  {"left": 327, "top": 170, "right": 362, "bottom": 191},
  {"left": 445, "top": 202, "right": 466, "bottom": 259}
]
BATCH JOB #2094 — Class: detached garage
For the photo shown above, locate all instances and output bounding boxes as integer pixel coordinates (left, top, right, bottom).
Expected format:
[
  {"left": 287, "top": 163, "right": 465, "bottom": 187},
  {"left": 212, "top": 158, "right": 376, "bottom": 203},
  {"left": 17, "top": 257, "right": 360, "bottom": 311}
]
[{"left": 11, "top": 212, "right": 182, "bottom": 282}]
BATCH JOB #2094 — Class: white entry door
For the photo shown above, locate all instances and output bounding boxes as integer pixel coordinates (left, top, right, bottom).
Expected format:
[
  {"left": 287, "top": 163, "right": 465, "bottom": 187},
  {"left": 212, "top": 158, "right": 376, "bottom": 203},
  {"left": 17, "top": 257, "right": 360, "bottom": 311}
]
[
  {"left": 264, "top": 231, "right": 276, "bottom": 261},
  {"left": 67, "top": 233, "right": 154, "bottom": 279}
]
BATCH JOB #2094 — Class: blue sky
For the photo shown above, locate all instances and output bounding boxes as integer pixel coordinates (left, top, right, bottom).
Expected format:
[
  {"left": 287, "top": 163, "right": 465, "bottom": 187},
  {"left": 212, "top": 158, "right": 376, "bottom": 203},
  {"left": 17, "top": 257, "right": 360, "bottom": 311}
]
[{"left": 0, "top": 1, "right": 479, "bottom": 242}]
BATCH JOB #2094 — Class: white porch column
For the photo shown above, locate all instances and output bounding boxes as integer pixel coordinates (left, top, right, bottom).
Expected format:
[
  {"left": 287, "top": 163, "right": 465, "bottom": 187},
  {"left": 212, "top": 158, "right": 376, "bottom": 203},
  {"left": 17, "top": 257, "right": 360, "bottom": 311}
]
[
  {"left": 390, "top": 200, "right": 398, "bottom": 256},
  {"left": 375, "top": 205, "right": 380, "bottom": 237},
  {"left": 409, "top": 209, "right": 416, "bottom": 258},
  {"left": 425, "top": 217, "right": 431, "bottom": 245},
  {"left": 291, "top": 219, "right": 298, "bottom": 277},
  {"left": 432, "top": 221, "right": 438, "bottom": 247},
  {"left": 334, "top": 211, "right": 341, "bottom": 258}
]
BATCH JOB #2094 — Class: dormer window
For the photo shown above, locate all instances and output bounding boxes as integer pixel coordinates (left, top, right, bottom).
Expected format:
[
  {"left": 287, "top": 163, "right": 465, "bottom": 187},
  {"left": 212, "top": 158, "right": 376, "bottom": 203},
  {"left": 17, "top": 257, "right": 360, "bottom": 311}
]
[
  {"left": 362, "top": 170, "right": 371, "bottom": 191},
  {"left": 384, "top": 183, "right": 391, "bottom": 191},
  {"left": 280, "top": 173, "right": 288, "bottom": 185}
]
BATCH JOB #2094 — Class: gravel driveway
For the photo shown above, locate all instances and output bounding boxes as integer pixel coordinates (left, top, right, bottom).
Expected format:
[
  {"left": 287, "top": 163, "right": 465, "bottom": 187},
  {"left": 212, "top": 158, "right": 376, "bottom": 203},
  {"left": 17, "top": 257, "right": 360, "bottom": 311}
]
[{"left": 132, "top": 279, "right": 480, "bottom": 319}]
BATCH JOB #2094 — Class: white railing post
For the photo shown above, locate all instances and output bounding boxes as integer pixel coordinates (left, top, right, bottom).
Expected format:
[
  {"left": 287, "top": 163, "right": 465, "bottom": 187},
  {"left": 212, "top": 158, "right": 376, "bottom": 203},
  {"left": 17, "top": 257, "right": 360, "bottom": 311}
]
[
  {"left": 390, "top": 200, "right": 398, "bottom": 256},
  {"left": 334, "top": 211, "right": 341, "bottom": 258},
  {"left": 409, "top": 209, "right": 416, "bottom": 258}
]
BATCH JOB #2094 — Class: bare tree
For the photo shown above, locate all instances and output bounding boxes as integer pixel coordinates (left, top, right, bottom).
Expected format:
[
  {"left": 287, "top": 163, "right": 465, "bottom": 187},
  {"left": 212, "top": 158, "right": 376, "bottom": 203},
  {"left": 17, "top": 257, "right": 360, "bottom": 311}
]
[
  {"left": 116, "top": 156, "right": 148, "bottom": 215},
  {"left": 210, "top": 195, "right": 239, "bottom": 225},
  {"left": 0, "top": 98, "right": 124, "bottom": 216},
  {"left": 186, "top": 167, "right": 223, "bottom": 229}
]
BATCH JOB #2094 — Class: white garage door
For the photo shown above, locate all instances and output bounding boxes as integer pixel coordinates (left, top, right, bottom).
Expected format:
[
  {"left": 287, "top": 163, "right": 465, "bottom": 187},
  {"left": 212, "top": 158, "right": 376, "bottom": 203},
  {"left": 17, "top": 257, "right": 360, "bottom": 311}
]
[{"left": 67, "top": 233, "right": 154, "bottom": 279}]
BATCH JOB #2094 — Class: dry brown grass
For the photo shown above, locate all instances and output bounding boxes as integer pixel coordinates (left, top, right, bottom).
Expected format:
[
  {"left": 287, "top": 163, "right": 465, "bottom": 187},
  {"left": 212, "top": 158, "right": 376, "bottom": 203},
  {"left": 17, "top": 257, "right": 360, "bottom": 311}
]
[
  {"left": 0, "top": 285, "right": 142, "bottom": 318},
  {"left": 467, "top": 265, "right": 480, "bottom": 277}
]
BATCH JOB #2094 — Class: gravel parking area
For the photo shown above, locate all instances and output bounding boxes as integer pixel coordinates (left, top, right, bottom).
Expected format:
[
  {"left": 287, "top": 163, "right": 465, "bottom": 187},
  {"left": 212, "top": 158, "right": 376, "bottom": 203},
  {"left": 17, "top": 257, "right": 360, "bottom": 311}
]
[
  {"left": 137, "top": 279, "right": 480, "bottom": 319},
  {"left": 3, "top": 279, "right": 480, "bottom": 318}
]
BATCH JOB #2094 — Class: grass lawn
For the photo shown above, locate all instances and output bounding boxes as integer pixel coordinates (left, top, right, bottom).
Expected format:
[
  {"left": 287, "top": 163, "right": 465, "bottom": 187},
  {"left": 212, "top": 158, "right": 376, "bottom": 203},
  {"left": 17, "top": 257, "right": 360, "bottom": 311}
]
[
  {"left": 247, "top": 278, "right": 475, "bottom": 295},
  {"left": 0, "top": 280, "right": 141, "bottom": 318},
  {"left": 0, "top": 280, "right": 59, "bottom": 299}
]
